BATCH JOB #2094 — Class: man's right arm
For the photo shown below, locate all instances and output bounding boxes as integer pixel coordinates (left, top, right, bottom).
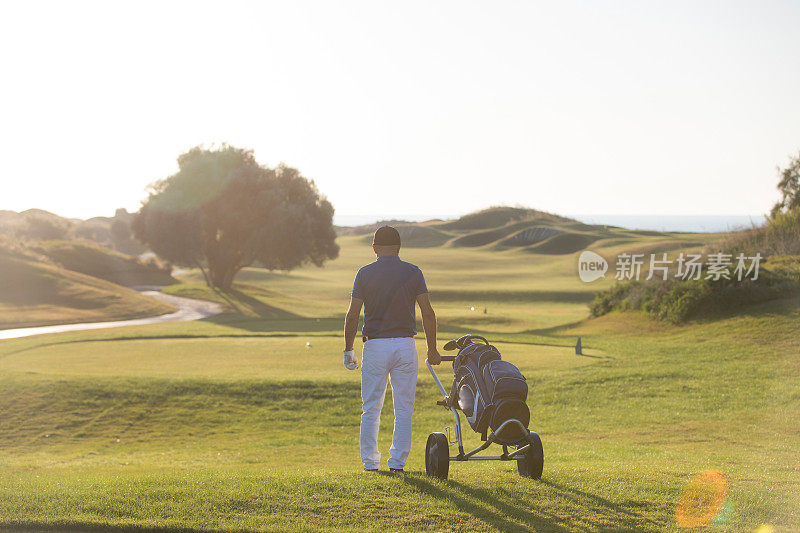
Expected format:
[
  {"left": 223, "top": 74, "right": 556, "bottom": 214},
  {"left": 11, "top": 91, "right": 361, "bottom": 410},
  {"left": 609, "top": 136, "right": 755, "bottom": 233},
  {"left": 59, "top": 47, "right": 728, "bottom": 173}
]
[
  {"left": 417, "top": 292, "right": 441, "bottom": 365},
  {"left": 344, "top": 296, "right": 363, "bottom": 351}
]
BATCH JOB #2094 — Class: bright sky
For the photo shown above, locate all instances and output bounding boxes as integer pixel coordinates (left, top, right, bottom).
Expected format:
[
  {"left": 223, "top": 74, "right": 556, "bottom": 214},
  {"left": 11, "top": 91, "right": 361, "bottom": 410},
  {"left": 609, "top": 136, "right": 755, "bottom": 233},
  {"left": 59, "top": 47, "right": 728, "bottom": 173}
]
[{"left": 1, "top": 1, "right": 798, "bottom": 221}]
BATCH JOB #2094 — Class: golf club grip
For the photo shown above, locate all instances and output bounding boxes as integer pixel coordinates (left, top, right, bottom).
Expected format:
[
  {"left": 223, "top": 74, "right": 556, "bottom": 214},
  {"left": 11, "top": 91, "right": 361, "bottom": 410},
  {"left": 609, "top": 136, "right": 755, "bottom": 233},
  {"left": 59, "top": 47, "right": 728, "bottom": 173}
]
[{"left": 466, "top": 335, "right": 489, "bottom": 345}]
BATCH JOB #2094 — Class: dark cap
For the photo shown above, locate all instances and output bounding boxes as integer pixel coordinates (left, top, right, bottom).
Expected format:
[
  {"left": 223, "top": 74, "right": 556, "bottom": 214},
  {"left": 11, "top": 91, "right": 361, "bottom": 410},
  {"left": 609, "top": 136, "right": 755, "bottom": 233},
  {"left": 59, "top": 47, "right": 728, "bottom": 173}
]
[{"left": 373, "top": 225, "right": 401, "bottom": 246}]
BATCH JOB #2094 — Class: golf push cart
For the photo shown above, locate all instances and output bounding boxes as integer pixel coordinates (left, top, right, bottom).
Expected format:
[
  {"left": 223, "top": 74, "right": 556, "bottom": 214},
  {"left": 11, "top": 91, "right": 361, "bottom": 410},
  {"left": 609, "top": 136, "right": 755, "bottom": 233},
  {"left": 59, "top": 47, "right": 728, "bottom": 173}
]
[{"left": 424, "top": 334, "right": 543, "bottom": 480}]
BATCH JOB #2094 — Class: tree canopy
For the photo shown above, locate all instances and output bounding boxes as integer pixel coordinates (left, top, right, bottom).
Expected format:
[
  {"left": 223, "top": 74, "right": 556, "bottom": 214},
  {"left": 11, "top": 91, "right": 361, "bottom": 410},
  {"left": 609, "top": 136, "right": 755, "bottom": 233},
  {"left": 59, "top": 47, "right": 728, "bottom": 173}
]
[{"left": 132, "top": 145, "right": 339, "bottom": 289}]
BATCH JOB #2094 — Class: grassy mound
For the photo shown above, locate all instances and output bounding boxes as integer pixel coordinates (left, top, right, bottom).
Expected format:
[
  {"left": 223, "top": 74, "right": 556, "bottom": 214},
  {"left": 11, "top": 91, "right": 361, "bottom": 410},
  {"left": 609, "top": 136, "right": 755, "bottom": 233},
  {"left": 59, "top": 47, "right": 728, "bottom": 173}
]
[
  {"left": 0, "top": 242, "right": 175, "bottom": 329},
  {"left": 436, "top": 206, "right": 568, "bottom": 231},
  {"left": 527, "top": 232, "right": 600, "bottom": 254},
  {"left": 449, "top": 220, "right": 576, "bottom": 248},
  {"left": 497, "top": 227, "right": 561, "bottom": 247},
  {"left": 449, "top": 223, "right": 527, "bottom": 247},
  {"left": 1, "top": 208, "right": 148, "bottom": 256},
  {"left": 34, "top": 240, "right": 175, "bottom": 287}
]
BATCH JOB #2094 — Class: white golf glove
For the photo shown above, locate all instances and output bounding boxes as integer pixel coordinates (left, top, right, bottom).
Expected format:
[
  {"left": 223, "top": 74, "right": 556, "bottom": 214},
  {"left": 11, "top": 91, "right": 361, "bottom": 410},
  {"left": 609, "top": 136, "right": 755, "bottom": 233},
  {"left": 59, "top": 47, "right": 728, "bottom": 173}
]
[{"left": 343, "top": 349, "right": 359, "bottom": 370}]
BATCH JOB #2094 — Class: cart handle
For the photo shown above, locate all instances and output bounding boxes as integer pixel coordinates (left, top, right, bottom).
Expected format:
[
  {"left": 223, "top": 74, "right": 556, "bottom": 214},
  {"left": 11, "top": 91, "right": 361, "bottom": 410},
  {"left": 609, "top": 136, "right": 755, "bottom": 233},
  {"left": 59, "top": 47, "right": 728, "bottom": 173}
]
[
  {"left": 426, "top": 358, "right": 450, "bottom": 398},
  {"left": 426, "top": 358, "right": 465, "bottom": 455}
]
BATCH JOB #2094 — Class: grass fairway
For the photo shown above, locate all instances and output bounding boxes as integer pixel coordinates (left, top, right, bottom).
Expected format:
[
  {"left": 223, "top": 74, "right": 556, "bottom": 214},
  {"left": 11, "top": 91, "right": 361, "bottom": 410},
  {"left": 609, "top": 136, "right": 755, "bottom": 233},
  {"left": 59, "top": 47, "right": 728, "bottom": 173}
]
[{"left": 1, "top": 234, "right": 798, "bottom": 531}]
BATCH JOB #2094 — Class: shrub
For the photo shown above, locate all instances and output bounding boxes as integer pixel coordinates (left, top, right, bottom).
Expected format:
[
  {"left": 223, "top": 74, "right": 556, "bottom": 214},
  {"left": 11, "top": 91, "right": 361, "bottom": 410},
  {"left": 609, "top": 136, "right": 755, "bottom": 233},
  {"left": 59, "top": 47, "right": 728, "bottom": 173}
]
[
  {"left": 717, "top": 208, "right": 800, "bottom": 257},
  {"left": 591, "top": 261, "right": 800, "bottom": 324}
]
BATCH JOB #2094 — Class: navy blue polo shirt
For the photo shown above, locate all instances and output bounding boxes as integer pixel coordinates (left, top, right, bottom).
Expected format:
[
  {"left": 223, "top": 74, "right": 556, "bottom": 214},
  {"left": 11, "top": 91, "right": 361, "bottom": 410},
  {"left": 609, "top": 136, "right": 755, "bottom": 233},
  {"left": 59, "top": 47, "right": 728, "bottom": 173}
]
[{"left": 352, "top": 255, "right": 428, "bottom": 339}]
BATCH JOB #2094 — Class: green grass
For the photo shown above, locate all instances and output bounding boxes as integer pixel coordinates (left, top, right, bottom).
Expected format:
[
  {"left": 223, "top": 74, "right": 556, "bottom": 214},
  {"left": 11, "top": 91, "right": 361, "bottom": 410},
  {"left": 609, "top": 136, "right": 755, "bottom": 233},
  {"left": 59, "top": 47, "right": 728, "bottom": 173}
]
[
  {"left": 0, "top": 228, "right": 797, "bottom": 531},
  {"left": 0, "top": 244, "right": 175, "bottom": 329}
]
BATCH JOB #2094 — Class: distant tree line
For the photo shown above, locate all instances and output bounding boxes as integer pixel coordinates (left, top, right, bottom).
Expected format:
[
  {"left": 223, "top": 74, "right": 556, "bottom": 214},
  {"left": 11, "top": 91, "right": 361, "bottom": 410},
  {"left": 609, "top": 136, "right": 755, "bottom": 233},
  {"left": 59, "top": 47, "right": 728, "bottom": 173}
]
[{"left": 3, "top": 209, "right": 143, "bottom": 256}]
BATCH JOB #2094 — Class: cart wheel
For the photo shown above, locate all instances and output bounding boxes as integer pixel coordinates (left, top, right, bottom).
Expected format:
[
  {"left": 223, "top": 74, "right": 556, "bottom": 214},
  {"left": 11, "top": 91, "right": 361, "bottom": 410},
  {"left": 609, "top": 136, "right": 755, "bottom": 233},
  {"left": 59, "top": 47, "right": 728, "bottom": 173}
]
[
  {"left": 425, "top": 432, "right": 450, "bottom": 480},
  {"left": 517, "top": 431, "right": 543, "bottom": 479}
]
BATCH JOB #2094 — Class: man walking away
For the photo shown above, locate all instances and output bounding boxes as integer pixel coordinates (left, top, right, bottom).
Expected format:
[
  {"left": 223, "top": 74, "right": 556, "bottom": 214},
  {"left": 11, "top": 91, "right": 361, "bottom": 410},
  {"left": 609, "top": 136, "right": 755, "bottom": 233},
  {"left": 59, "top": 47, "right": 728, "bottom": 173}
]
[{"left": 342, "top": 226, "right": 441, "bottom": 472}]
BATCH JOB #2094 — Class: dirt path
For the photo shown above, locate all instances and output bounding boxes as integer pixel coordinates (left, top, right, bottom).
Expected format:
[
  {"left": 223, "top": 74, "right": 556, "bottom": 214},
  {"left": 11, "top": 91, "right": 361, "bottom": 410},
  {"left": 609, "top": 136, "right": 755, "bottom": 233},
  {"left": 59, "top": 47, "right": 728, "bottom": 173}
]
[{"left": 0, "top": 290, "right": 223, "bottom": 340}]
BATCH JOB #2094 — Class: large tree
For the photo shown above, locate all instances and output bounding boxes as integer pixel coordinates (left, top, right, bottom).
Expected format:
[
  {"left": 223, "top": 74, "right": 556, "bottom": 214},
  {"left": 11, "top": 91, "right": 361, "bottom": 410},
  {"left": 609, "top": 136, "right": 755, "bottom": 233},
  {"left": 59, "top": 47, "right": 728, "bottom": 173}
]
[{"left": 132, "top": 145, "right": 339, "bottom": 289}]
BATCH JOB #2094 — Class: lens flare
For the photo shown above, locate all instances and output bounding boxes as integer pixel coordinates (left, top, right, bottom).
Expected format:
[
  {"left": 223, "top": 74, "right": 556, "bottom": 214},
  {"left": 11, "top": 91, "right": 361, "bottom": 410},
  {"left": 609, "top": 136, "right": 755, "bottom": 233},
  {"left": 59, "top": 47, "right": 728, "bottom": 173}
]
[{"left": 675, "top": 469, "right": 728, "bottom": 528}]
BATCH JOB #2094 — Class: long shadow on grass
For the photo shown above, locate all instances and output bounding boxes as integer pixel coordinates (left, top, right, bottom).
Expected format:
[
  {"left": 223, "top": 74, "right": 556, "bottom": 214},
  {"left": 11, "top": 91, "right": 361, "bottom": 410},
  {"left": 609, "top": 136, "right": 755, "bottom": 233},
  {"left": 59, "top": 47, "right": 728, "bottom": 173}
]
[
  {"left": 539, "top": 480, "right": 663, "bottom": 530},
  {"left": 0, "top": 522, "right": 211, "bottom": 533},
  {"left": 436, "top": 323, "right": 574, "bottom": 349},
  {"left": 521, "top": 319, "right": 588, "bottom": 336},
  {"left": 436, "top": 322, "right": 608, "bottom": 356},
  {"left": 575, "top": 352, "right": 606, "bottom": 359},
  {"left": 206, "top": 287, "right": 303, "bottom": 319},
  {"left": 401, "top": 474, "right": 661, "bottom": 532},
  {"left": 399, "top": 473, "right": 569, "bottom": 532}
]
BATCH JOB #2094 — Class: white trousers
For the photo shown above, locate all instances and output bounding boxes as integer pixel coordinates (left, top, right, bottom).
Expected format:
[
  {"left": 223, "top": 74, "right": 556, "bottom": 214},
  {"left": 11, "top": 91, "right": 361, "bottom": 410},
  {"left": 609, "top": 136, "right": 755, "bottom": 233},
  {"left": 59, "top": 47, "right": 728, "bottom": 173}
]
[{"left": 360, "top": 337, "right": 418, "bottom": 470}]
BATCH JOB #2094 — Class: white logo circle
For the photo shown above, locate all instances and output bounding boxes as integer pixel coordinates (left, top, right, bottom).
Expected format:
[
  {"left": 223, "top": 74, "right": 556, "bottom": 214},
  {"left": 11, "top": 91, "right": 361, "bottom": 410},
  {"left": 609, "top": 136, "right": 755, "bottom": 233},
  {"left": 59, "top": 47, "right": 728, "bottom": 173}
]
[{"left": 578, "top": 251, "right": 608, "bottom": 282}]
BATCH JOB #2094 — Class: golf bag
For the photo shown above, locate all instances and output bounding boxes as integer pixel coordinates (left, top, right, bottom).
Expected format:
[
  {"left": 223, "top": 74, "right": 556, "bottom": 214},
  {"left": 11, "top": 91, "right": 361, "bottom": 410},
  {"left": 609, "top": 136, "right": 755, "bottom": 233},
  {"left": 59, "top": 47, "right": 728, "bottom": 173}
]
[{"left": 447, "top": 338, "right": 530, "bottom": 443}]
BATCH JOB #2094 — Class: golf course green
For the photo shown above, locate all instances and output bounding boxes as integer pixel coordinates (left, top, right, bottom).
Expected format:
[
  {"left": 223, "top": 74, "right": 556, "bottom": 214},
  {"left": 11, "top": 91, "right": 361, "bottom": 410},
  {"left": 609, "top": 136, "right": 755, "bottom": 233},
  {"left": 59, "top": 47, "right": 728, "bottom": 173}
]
[{"left": 1, "top": 230, "right": 798, "bottom": 532}]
